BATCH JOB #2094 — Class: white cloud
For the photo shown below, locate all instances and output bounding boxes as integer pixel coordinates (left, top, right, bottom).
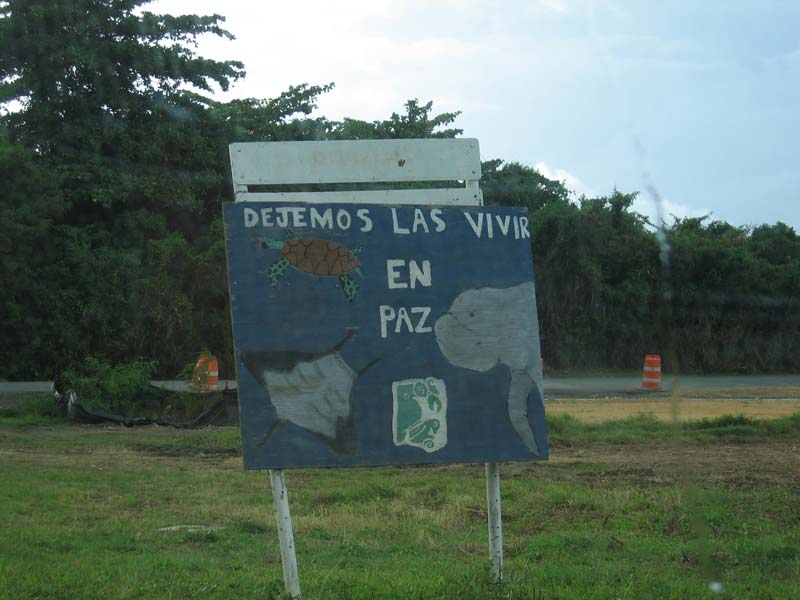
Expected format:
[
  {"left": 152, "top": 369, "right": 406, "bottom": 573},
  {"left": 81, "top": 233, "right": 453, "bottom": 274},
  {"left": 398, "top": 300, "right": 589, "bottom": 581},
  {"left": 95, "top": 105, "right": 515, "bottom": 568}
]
[
  {"left": 537, "top": 0, "right": 572, "bottom": 15},
  {"left": 142, "top": 0, "right": 800, "bottom": 231},
  {"left": 534, "top": 161, "right": 596, "bottom": 198},
  {"left": 631, "top": 196, "right": 710, "bottom": 227}
]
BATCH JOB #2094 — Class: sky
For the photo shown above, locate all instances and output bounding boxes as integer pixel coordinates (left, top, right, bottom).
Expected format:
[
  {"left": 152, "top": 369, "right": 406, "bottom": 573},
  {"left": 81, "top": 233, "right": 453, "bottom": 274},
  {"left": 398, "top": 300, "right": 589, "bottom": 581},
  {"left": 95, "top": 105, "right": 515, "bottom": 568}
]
[{"left": 151, "top": 0, "right": 799, "bottom": 230}]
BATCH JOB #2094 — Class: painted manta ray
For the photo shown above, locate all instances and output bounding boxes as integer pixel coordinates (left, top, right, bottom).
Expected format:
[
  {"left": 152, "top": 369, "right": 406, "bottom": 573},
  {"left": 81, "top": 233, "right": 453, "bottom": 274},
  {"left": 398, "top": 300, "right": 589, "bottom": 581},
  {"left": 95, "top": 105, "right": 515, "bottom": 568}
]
[
  {"left": 241, "top": 330, "right": 376, "bottom": 454},
  {"left": 434, "top": 282, "right": 544, "bottom": 455}
]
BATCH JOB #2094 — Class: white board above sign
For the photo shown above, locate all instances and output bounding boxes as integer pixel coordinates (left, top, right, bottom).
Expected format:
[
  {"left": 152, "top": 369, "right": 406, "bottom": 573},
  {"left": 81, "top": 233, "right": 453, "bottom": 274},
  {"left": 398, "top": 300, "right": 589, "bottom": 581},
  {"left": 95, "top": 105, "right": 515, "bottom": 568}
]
[{"left": 229, "top": 139, "right": 482, "bottom": 187}]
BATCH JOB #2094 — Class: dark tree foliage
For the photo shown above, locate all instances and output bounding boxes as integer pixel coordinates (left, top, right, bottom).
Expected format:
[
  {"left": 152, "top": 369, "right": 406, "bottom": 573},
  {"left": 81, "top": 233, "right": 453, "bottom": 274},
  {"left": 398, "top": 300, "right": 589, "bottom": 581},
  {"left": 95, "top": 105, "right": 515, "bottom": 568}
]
[
  {"left": 1, "top": 0, "right": 241, "bottom": 207},
  {"left": 2, "top": 1, "right": 798, "bottom": 379},
  {"left": 665, "top": 218, "right": 800, "bottom": 372},
  {"left": 1, "top": 1, "right": 286, "bottom": 378},
  {"left": 0, "top": 2, "right": 470, "bottom": 379},
  {"left": 482, "top": 162, "right": 659, "bottom": 369},
  {"left": 327, "top": 99, "right": 463, "bottom": 140},
  {"left": 212, "top": 83, "right": 334, "bottom": 142},
  {"left": 481, "top": 160, "right": 800, "bottom": 373},
  {"left": 530, "top": 190, "right": 659, "bottom": 370},
  {"left": 482, "top": 159, "right": 570, "bottom": 211}
]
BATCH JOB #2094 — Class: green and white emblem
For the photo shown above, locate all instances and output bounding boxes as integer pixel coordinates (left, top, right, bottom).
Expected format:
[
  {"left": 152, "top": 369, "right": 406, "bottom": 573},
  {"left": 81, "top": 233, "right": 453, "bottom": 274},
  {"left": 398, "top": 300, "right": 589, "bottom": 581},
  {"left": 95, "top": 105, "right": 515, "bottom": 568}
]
[{"left": 392, "top": 377, "right": 447, "bottom": 453}]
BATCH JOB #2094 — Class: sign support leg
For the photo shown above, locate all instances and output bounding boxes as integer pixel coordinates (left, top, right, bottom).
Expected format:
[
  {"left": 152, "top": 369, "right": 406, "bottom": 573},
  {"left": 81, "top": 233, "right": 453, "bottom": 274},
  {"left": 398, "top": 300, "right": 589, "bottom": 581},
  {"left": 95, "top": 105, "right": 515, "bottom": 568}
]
[
  {"left": 269, "top": 469, "right": 301, "bottom": 599},
  {"left": 485, "top": 462, "right": 503, "bottom": 582}
]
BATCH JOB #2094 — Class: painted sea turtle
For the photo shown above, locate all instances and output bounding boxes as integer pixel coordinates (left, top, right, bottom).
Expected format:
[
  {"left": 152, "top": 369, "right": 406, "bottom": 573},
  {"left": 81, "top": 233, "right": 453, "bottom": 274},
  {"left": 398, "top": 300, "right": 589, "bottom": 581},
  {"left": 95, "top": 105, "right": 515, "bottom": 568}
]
[{"left": 259, "top": 231, "right": 364, "bottom": 302}]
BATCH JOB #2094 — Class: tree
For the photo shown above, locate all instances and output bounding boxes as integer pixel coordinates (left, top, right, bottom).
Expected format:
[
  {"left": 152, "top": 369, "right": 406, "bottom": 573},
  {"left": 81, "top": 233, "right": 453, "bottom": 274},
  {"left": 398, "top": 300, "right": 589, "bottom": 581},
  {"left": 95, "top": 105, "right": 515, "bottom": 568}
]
[
  {"left": 664, "top": 217, "right": 800, "bottom": 372},
  {"left": 212, "top": 83, "right": 333, "bottom": 143},
  {"left": 1, "top": 0, "right": 244, "bottom": 217},
  {"left": 0, "top": 0, "right": 246, "bottom": 378},
  {"left": 328, "top": 99, "right": 462, "bottom": 140},
  {"left": 481, "top": 160, "right": 570, "bottom": 211},
  {"left": 749, "top": 222, "right": 800, "bottom": 266},
  {"left": 1, "top": 0, "right": 243, "bottom": 136},
  {"left": 0, "top": 138, "right": 65, "bottom": 377}
]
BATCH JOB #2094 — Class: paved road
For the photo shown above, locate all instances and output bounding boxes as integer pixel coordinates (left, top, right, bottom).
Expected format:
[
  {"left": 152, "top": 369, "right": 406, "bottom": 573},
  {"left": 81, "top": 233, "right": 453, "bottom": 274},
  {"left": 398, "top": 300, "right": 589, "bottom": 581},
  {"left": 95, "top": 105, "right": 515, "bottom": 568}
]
[
  {"left": 0, "top": 382, "right": 55, "bottom": 402},
  {"left": 0, "top": 380, "right": 237, "bottom": 403},
  {"left": 3, "top": 375, "right": 800, "bottom": 400}
]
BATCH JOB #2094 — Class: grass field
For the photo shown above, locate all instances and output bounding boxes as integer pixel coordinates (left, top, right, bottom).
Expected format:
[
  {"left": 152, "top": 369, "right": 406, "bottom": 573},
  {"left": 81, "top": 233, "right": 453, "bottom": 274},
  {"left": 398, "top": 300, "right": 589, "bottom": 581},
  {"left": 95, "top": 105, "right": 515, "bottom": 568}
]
[
  {"left": 547, "top": 394, "right": 800, "bottom": 423},
  {"left": 1, "top": 397, "right": 799, "bottom": 599}
]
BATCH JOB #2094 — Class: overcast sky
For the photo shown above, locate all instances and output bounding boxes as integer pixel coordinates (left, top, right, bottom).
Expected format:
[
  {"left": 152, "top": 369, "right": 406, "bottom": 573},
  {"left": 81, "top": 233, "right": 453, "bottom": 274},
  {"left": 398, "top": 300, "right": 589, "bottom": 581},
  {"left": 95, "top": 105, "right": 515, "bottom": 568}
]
[{"left": 151, "top": 0, "right": 799, "bottom": 230}]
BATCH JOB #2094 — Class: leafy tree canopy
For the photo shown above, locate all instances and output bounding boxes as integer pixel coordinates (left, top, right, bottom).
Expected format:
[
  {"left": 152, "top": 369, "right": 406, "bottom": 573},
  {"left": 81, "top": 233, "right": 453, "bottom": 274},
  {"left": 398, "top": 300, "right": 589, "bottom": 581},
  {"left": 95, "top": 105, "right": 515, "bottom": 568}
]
[
  {"left": 212, "top": 83, "right": 334, "bottom": 142},
  {"left": 482, "top": 160, "right": 570, "bottom": 211},
  {"left": 2, "top": 1, "right": 799, "bottom": 381},
  {"left": 1, "top": 0, "right": 244, "bottom": 140},
  {"left": 328, "top": 99, "right": 462, "bottom": 140},
  {"left": 0, "top": 0, "right": 246, "bottom": 217}
]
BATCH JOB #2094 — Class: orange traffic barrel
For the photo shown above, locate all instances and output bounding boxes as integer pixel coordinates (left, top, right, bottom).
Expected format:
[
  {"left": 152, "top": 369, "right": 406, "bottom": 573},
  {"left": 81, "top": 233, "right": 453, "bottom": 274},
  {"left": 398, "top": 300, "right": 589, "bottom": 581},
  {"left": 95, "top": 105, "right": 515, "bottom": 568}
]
[
  {"left": 192, "top": 354, "right": 219, "bottom": 392},
  {"left": 641, "top": 355, "right": 662, "bottom": 390}
]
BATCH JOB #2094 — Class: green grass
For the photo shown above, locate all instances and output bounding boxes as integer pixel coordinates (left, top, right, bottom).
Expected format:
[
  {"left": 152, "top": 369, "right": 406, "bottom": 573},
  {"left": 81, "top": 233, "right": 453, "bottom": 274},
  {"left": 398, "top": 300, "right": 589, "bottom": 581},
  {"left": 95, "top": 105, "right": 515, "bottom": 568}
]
[
  {"left": 0, "top": 411, "right": 799, "bottom": 598},
  {"left": 7, "top": 394, "right": 800, "bottom": 444},
  {"left": 547, "top": 412, "right": 800, "bottom": 445},
  {"left": 0, "top": 389, "right": 228, "bottom": 425},
  {"left": 0, "top": 393, "right": 64, "bottom": 426}
]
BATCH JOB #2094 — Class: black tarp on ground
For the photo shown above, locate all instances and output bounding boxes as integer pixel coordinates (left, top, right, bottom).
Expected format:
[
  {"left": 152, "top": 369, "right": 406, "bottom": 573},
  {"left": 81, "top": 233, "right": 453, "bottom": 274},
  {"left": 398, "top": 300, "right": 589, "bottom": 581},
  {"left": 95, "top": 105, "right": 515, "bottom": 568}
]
[{"left": 53, "top": 382, "right": 239, "bottom": 428}]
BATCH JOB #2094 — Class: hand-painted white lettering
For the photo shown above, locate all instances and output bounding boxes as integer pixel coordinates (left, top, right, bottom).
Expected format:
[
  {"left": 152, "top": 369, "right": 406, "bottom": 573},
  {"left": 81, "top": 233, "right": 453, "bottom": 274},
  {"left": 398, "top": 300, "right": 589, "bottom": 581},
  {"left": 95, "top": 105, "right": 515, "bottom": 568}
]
[
  {"left": 275, "top": 207, "right": 290, "bottom": 228},
  {"left": 386, "top": 259, "right": 432, "bottom": 289},
  {"left": 408, "top": 260, "right": 432, "bottom": 288},
  {"left": 412, "top": 208, "right": 430, "bottom": 233},
  {"left": 386, "top": 260, "right": 408, "bottom": 289},
  {"left": 261, "top": 207, "right": 274, "bottom": 227},
  {"left": 310, "top": 207, "right": 333, "bottom": 229},
  {"left": 520, "top": 216, "right": 530, "bottom": 238},
  {"left": 430, "top": 208, "right": 446, "bottom": 232},
  {"left": 336, "top": 209, "right": 352, "bottom": 230},
  {"left": 391, "top": 208, "right": 450, "bottom": 235},
  {"left": 391, "top": 208, "right": 410, "bottom": 235},
  {"left": 395, "top": 307, "right": 414, "bottom": 334},
  {"left": 496, "top": 215, "right": 511, "bottom": 236},
  {"left": 380, "top": 305, "right": 435, "bottom": 338},
  {"left": 357, "top": 208, "right": 373, "bottom": 232},
  {"left": 291, "top": 207, "right": 307, "bottom": 227},
  {"left": 379, "top": 305, "right": 396, "bottom": 338},
  {"left": 465, "top": 211, "right": 528, "bottom": 239},
  {"left": 464, "top": 212, "right": 483, "bottom": 237},
  {"left": 411, "top": 306, "right": 432, "bottom": 333},
  {"left": 244, "top": 207, "right": 259, "bottom": 227}
]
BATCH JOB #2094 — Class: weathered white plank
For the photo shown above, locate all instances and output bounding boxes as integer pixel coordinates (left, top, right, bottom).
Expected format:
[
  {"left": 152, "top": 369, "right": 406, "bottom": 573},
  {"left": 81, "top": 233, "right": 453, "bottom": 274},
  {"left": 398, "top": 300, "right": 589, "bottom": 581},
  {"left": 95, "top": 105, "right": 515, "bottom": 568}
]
[
  {"left": 235, "top": 188, "right": 482, "bottom": 206},
  {"left": 229, "top": 139, "right": 481, "bottom": 186},
  {"left": 270, "top": 470, "right": 301, "bottom": 599},
  {"left": 485, "top": 462, "right": 503, "bottom": 582}
]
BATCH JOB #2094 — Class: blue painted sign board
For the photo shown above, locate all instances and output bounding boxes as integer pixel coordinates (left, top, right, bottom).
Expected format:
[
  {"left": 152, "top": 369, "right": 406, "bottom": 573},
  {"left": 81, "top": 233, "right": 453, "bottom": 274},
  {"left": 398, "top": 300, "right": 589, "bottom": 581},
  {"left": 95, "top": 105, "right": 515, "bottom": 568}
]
[{"left": 223, "top": 202, "right": 548, "bottom": 469}]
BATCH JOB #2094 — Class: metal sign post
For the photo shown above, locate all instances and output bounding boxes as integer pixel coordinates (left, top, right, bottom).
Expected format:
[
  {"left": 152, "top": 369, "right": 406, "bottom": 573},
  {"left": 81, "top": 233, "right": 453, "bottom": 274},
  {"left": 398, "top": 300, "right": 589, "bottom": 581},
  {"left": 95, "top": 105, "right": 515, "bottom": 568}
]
[{"left": 225, "top": 140, "right": 547, "bottom": 597}]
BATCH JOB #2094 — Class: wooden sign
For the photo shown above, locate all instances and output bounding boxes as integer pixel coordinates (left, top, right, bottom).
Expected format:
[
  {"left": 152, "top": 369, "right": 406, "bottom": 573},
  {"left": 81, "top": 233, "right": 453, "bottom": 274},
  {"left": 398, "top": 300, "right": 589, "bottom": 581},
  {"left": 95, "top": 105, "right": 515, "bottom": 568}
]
[{"left": 223, "top": 202, "right": 548, "bottom": 469}]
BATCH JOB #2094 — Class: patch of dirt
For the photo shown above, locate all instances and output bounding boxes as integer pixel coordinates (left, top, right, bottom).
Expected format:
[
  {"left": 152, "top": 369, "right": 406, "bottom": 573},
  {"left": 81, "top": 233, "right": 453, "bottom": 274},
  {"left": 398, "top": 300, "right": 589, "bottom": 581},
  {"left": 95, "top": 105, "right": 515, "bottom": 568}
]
[
  {"left": 129, "top": 443, "right": 240, "bottom": 459},
  {"left": 513, "top": 438, "right": 800, "bottom": 488}
]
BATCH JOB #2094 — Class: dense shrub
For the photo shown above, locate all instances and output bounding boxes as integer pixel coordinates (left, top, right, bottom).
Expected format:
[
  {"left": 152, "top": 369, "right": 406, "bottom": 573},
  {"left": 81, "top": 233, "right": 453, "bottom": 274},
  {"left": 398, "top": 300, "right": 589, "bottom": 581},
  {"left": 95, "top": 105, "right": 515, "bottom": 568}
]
[{"left": 62, "top": 358, "right": 157, "bottom": 417}]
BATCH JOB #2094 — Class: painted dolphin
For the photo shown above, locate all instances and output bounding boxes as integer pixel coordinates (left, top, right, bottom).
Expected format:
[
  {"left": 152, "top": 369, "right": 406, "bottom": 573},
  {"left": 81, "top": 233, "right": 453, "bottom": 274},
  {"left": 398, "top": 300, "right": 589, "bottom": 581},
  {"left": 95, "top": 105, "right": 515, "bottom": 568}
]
[
  {"left": 241, "top": 330, "right": 375, "bottom": 454},
  {"left": 434, "top": 282, "right": 543, "bottom": 455}
]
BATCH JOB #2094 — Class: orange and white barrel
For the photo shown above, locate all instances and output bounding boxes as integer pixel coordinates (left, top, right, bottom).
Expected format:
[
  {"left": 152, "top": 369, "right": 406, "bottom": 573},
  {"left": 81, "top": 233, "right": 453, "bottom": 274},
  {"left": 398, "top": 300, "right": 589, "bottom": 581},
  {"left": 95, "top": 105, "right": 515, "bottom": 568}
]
[
  {"left": 192, "top": 354, "right": 219, "bottom": 392},
  {"left": 641, "top": 354, "right": 662, "bottom": 390}
]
